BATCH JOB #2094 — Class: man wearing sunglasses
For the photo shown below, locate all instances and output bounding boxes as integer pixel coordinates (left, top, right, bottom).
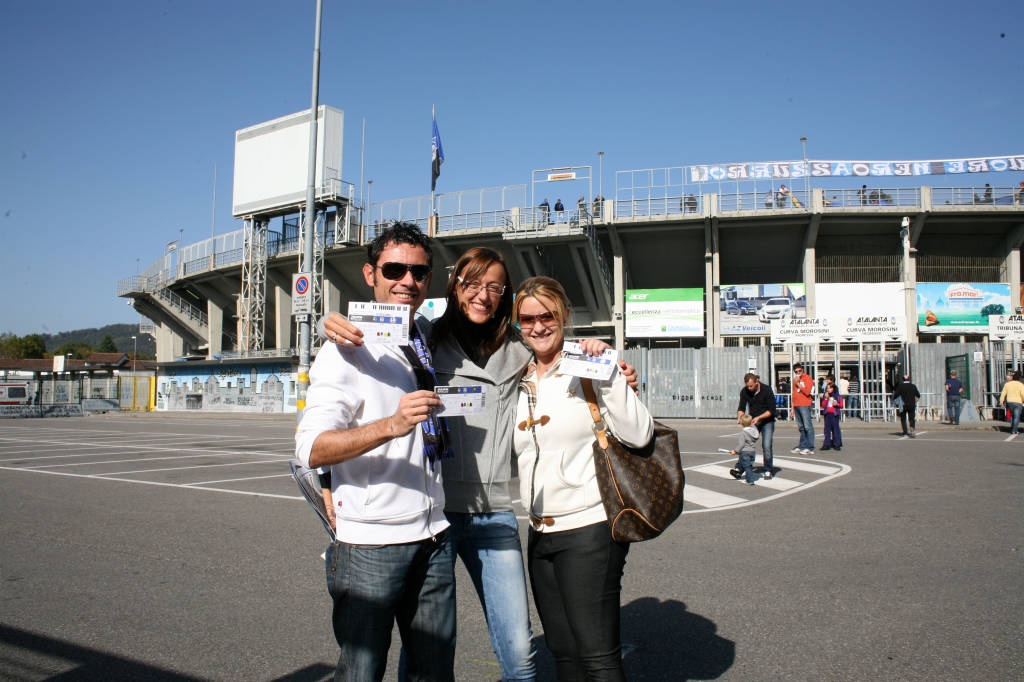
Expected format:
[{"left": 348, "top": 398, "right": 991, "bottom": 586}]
[{"left": 295, "top": 223, "right": 455, "bottom": 681}]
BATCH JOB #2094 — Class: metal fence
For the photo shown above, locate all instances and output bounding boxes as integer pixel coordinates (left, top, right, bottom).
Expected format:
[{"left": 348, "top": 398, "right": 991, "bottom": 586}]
[
  {"left": 822, "top": 187, "right": 922, "bottom": 208},
  {"left": 20, "top": 376, "right": 152, "bottom": 410},
  {"left": 719, "top": 189, "right": 810, "bottom": 212},
  {"left": 932, "top": 186, "right": 1023, "bottom": 207},
  {"left": 626, "top": 346, "right": 770, "bottom": 419}
]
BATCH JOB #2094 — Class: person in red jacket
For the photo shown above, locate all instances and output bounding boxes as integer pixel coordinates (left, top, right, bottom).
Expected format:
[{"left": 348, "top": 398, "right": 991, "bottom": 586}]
[{"left": 790, "top": 363, "right": 815, "bottom": 455}]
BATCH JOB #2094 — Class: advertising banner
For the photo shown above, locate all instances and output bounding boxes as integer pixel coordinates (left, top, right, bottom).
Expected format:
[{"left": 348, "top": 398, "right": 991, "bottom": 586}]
[
  {"left": 988, "top": 314, "right": 1024, "bottom": 341},
  {"left": 688, "top": 155, "right": 1024, "bottom": 183},
  {"left": 916, "top": 282, "right": 1011, "bottom": 333},
  {"left": 626, "top": 288, "right": 704, "bottom": 338},
  {"left": 719, "top": 283, "right": 805, "bottom": 335},
  {"left": 771, "top": 315, "right": 907, "bottom": 344},
  {"left": 816, "top": 282, "right": 904, "bottom": 318}
]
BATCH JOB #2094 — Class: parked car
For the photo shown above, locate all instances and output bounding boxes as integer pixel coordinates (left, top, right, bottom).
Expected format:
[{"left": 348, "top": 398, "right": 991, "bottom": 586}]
[
  {"left": 758, "top": 298, "right": 794, "bottom": 322},
  {"left": 736, "top": 300, "right": 757, "bottom": 315}
]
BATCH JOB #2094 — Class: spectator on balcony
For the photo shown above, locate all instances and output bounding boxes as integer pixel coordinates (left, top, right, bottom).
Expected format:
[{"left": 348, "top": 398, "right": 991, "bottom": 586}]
[
  {"left": 539, "top": 198, "right": 551, "bottom": 224},
  {"left": 775, "top": 185, "right": 789, "bottom": 208},
  {"left": 592, "top": 194, "right": 604, "bottom": 219},
  {"left": 1017, "top": 182, "right": 1024, "bottom": 204},
  {"left": 577, "top": 195, "right": 587, "bottom": 219},
  {"left": 684, "top": 193, "right": 698, "bottom": 213},
  {"left": 975, "top": 183, "right": 993, "bottom": 204},
  {"left": 554, "top": 198, "right": 565, "bottom": 223},
  {"left": 858, "top": 185, "right": 868, "bottom": 205}
]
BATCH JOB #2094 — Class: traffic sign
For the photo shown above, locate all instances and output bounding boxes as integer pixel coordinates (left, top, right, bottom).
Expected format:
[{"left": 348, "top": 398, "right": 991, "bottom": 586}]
[{"left": 293, "top": 272, "right": 312, "bottom": 316}]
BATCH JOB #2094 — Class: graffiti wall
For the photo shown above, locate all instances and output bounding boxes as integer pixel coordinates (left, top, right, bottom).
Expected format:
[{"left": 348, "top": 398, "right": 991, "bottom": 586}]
[{"left": 156, "top": 362, "right": 297, "bottom": 413}]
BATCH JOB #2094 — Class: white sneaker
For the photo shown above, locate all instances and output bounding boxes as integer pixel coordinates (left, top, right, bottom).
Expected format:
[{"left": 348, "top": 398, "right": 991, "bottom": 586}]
[
  {"left": 790, "top": 447, "right": 802, "bottom": 454},
  {"left": 800, "top": 448, "right": 813, "bottom": 455}
]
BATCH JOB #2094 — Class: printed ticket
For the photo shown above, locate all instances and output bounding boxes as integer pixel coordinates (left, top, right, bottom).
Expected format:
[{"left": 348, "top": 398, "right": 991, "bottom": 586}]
[
  {"left": 435, "top": 385, "right": 485, "bottom": 416},
  {"left": 558, "top": 342, "right": 618, "bottom": 381},
  {"left": 347, "top": 302, "right": 410, "bottom": 345}
]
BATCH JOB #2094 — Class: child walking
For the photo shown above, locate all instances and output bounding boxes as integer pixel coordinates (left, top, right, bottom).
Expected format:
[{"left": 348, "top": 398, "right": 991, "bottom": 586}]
[{"left": 729, "top": 413, "right": 760, "bottom": 485}]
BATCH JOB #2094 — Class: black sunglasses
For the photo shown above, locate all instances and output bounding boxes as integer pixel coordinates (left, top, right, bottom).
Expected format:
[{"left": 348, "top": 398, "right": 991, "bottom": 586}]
[{"left": 377, "top": 262, "right": 431, "bottom": 282}]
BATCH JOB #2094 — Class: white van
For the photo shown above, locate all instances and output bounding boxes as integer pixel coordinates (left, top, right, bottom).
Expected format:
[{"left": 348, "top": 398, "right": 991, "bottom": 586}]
[{"left": 0, "top": 382, "right": 32, "bottom": 405}]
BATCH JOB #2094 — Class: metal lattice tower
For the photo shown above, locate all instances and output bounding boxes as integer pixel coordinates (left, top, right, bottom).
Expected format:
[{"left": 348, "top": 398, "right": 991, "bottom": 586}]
[{"left": 239, "top": 217, "right": 268, "bottom": 352}]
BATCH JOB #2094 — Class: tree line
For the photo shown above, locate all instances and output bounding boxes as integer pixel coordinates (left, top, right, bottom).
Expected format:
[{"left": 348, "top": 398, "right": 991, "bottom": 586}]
[{"left": 0, "top": 323, "right": 156, "bottom": 360}]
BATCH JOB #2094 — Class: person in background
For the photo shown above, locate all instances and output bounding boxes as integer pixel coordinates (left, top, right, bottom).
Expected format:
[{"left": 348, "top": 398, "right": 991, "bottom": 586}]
[
  {"left": 998, "top": 371, "right": 1024, "bottom": 436},
  {"left": 539, "top": 198, "right": 551, "bottom": 224},
  {"left": 945, "top": 370, "right": 964, "bottom": 425},
  {"left": 847, "top": 374, "right": 861, "bottom": 419},
  {"left": 736, "top": 372, "right": 777, "bottom": 478},
  {"left": 554, "top": 198, "right": 565, "bottom": 222},
  {"left": 791, "top": 363, "right": 815, "bottom": 456},
  {"left": 729, "top": 413, "right": 759, "bottom": 485},
  {"left": 513, "top": 276, "right": 653, "bottom": 682},
  {"left": 838, "top": 374, "right": 851, "bottom": 420},
  {"left": 893, "top": 372, "right": 921, "bottom": 439},
  {"left": 820, "top": 380, "right": 843, "bottom": 451}
]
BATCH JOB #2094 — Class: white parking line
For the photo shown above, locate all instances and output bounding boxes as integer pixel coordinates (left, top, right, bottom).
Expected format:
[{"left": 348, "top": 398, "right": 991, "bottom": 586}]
[
  {"left": 0, "top": 465, "right": 302, "bottom": 500},
  {"left": 97, "top": 459, "right": 289, "bottom": 477},
  {"left": 188, "top": 473, "right": 293, "bottom": 486},
  {"left": 24, "top": 452, "right": 287, "bottom": 469},
  {"left": 0, "top": 438, "right": 288, "bottom": 462}
]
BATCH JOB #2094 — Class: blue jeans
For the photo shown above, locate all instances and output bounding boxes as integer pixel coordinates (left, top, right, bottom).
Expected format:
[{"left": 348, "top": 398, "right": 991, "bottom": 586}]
[
  {"left": 446, "top": 511, "right": 536, "bottom": 681},
  {"left": 794, "top": 405, "right": 814, "bottom": 450},
  {"left": 758, "top": 420, "right": 775, "bottom": 472},
  {"left": 325, "top": 533, "right": 455, "bottom": 682},
  {"left": 946, "top": 396, "right": 962, "bottom": 424},
  {"left": 1007, "top": 402, "right": 1022, "bottom": 434},
  {"left": 735, "top": 450, "right": 755, "bottom": 482}
]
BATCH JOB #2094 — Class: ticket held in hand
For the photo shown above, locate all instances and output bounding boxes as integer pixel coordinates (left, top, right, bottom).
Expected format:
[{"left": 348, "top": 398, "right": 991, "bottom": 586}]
[
  {"left": 558, "top": 341, "right": 618, "bottom": 381},
  {"left": 347, "top": 301, "right": 410, "bottom": 345},
  {"left": 435, "top": 385, "right": 485, "bottom": 416}
]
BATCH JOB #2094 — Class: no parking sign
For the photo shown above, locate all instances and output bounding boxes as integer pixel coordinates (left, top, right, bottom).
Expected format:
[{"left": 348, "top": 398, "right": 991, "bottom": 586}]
[{"left": 292, "top": 272, "right": 312, "bottom": 315}]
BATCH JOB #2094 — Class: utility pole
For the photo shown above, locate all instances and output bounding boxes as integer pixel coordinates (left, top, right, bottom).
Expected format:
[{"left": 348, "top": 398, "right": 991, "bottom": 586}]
[{"left": 296, "top": 0, "right": 324, "bottom": 424}]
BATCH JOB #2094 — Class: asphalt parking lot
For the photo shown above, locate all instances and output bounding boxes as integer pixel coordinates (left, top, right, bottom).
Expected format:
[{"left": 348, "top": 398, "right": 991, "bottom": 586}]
[{"left": 1, "top": 413, "right": 1021, "bottom": 681}]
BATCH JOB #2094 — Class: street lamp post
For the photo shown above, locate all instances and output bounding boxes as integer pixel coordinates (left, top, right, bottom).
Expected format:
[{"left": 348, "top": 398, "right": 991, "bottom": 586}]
[
  {"left": 131, "top": 335, "right": 137, "bottom": 374},
  {"left": 598, "top": 151, "right": 604, "bottom": 200},
  {"left": 367, "top": 180, "right": 374, "bottom": 227}
]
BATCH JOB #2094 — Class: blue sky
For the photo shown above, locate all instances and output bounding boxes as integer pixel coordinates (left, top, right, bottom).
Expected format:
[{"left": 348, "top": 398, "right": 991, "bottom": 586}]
[{"left": 1, "top": 0, "right": 1020, "bottom": 335}]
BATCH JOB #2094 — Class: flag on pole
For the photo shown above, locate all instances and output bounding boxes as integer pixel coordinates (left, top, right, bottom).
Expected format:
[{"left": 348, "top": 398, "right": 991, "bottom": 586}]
[{"left": 431, "top": 109, "right": 444, "bottom": 191}]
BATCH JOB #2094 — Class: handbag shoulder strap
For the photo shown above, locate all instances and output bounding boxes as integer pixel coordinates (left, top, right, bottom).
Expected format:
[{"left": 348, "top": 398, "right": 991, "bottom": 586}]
[{"left": 580, "top": 378, "right": 609, "bottom": 449}]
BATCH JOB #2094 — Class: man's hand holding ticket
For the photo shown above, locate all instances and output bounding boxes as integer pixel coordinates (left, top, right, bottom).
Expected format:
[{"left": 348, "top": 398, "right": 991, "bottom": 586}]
[
  {"left": 435, "top": 385, "right": 486, "bottom": 415},
  {"left": 347, "top": 302, "right": 410, "bottom": 345}
]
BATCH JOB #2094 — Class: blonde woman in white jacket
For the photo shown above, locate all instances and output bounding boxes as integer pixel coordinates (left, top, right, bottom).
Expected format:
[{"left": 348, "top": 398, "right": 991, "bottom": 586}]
[{"left": 512, "top": 276, "right": 653, "bottom": 682}]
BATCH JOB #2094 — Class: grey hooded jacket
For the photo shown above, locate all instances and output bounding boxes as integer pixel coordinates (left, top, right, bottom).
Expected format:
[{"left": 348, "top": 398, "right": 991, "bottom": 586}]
[{"left": 431, "top": 329, "right": 532, "bottom": 513}]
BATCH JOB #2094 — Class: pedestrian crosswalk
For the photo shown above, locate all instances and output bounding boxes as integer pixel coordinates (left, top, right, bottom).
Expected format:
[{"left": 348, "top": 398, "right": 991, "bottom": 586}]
[{"left": 681, "top": 456, "right": 850, "bottom": 513}]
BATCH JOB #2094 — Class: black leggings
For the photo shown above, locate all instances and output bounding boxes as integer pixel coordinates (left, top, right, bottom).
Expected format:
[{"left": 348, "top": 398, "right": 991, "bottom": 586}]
[{"left": 528, "top": 521, "right": 628, "bottom": 682}]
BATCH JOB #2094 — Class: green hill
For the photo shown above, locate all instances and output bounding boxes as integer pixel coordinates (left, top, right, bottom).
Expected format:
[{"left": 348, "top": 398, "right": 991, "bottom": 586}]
[{"left": 43, "top": 323, "right": 156, "bottom": 358}]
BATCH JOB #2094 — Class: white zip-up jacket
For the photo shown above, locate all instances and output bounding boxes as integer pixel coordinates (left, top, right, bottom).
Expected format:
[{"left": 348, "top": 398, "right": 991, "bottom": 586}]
[
  {"left": 513, "top": 358, "right": 654, "bottom": 532},
  {"left": 295, "top": 325, "right": 448, "bottom": 545}
]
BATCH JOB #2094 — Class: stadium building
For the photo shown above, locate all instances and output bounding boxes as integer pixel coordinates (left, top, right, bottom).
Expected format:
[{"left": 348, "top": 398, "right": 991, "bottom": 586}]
[{"left": 117, "top": 107, "right": 1024, "bottom": 419}]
